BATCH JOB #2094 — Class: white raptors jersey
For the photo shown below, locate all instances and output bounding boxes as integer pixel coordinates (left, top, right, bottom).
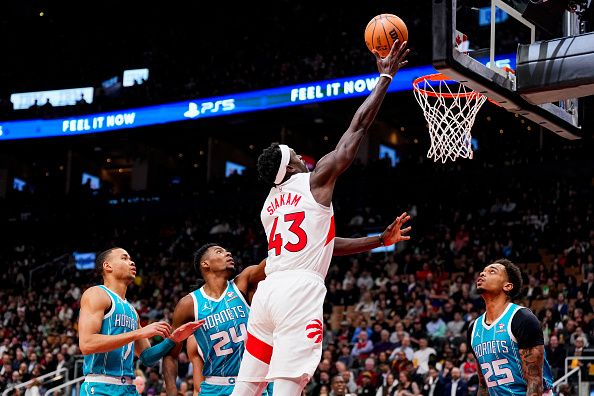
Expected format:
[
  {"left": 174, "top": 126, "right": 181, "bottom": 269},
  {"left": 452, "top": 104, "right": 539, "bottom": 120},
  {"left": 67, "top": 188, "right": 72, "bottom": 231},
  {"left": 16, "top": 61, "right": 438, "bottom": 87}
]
[{"left": 261, "top": 172, "right": 335, "bottom": 278}]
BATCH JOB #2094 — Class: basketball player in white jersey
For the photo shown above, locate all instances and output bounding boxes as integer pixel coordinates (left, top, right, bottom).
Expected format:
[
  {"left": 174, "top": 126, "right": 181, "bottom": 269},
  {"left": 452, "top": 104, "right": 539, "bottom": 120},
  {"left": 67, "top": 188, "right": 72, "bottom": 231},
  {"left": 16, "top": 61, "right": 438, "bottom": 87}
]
[
  {"left": 232, "top": 39, "right": 410, "bottom": 396},
  {"left": 161, "top": 215, "right": 410, "bottom": 396}
]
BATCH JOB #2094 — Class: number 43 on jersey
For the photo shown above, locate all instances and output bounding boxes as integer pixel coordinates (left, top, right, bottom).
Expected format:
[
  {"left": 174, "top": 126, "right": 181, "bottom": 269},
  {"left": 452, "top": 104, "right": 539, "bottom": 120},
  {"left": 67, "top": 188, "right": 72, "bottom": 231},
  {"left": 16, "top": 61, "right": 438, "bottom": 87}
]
[{"left": 268, "top": 211, "right": 308, "bottom": 255}]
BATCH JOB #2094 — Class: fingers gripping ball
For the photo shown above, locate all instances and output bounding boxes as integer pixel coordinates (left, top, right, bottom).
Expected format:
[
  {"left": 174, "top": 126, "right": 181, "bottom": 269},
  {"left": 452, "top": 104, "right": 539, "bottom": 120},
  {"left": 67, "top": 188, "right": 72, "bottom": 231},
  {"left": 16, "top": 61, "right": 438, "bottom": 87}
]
[{"left": 364, "top": 14, "right": 408, "bottom": 58}]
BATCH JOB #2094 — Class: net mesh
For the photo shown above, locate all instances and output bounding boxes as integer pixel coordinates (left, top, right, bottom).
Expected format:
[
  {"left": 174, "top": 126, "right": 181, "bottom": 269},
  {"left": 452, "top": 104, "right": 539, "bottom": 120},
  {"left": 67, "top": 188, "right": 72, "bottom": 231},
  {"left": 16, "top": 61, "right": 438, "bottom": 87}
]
[{"left": 413, "top": 74, "right": 488, "bottom": 163}]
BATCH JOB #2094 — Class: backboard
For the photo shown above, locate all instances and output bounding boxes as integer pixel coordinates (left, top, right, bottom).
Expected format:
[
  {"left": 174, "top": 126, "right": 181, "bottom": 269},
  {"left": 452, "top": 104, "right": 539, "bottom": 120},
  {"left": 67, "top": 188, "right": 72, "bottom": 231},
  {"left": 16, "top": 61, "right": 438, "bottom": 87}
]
[{"left": 432, "top": 0, "right": 594, "bottom": 140}]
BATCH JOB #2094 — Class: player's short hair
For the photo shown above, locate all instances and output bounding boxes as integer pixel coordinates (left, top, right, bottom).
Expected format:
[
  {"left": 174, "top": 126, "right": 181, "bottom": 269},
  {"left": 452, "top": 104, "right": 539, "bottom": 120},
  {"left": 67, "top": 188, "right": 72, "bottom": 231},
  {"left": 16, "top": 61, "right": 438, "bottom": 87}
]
[
  {"left": 95, "top": 247, "right": 120, "bottom": 278},
  {"left": 193, "top": 243, "right": 218, "bottom": 276},
  {"left": 257, "top": 143, "right": 281, "bottom": 185},
  {"left": 493, "top": 258, "right": 523, "bottom": 299}
]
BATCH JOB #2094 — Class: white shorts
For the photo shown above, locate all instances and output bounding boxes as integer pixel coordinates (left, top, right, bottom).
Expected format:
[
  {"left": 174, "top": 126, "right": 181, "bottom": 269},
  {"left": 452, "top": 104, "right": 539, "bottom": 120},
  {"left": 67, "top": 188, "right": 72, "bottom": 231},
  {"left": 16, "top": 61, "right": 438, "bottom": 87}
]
[{"left": 237, "top": 270, "right": 326, "bottom": 382}]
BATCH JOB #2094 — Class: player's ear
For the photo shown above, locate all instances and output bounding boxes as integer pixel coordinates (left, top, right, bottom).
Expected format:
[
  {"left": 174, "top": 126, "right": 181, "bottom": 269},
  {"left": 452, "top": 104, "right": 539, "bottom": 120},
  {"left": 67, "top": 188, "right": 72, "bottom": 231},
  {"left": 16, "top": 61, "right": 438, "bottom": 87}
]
[
  {"left": 503, "top": 281, "right": 514, "bottom": 295},
  {"left": 103, "top": 261, "right": 112, "bottom": 274},
  {"left": 200, "top": 260, "right": 209, "bottom": 273}
]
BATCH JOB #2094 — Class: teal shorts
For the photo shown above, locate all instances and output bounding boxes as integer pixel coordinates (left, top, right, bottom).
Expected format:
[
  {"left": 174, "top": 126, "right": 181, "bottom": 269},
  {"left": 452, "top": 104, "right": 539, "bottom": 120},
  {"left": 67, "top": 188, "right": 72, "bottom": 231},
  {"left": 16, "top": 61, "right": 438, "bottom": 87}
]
[{"left": 80, "top": 382, "right": 138, "bottom": 396}]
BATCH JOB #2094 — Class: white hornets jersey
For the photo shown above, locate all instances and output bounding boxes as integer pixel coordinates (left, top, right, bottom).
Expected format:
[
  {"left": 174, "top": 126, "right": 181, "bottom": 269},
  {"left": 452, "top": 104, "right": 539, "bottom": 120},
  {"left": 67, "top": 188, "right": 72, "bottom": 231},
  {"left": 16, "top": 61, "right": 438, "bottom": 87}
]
[{"left": 261, "top": 172, "right": 335, "bottom": 278}]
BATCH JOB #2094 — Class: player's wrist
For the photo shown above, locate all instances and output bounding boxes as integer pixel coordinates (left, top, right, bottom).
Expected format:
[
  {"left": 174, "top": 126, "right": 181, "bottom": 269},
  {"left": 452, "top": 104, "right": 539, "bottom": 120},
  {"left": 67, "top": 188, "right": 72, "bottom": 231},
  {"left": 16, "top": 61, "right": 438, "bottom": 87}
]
[
  {"left": 378, "top": 233, "right": 385, "bottom": 246},
  {"left": 380, "top": 73, "right": 393, "bottom": 81}
]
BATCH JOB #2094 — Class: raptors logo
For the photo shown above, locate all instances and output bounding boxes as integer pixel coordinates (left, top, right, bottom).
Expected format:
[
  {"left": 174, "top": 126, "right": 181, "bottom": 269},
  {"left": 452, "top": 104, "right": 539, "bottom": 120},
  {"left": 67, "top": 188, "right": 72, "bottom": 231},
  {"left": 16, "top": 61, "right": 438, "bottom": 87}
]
[{"left": 305, "top": 319, "right": 323, "bottom": 344}]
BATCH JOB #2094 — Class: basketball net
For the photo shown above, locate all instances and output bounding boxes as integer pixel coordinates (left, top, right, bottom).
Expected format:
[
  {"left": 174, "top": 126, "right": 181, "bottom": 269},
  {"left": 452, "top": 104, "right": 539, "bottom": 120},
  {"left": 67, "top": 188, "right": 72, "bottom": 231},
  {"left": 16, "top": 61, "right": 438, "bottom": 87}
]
[{"left": 413, "top": 73, "right": 488, "bottom": 163}]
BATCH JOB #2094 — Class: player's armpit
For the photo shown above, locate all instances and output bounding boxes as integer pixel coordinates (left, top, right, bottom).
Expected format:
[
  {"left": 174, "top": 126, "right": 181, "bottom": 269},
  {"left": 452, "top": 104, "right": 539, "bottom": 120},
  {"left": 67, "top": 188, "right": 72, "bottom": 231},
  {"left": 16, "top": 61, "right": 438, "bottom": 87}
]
[
  {"left": 520, "top": 345, "right": 545, "bottom": 396},
  {"left": 235, "top": 259, "right": 267, "bottom": 296}
]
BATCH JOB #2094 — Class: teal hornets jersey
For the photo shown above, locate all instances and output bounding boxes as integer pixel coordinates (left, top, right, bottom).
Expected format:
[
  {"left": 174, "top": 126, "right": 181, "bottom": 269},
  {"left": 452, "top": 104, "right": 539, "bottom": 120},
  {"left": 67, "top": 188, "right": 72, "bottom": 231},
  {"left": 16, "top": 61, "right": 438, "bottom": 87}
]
[
  {"left": 470, "top": 303, "right": 554, "bottom": 395},
  {"left": 189, "top": 281, "right": 249, "bottom": 377},
  {"left": 83, "top": 285, "right": 138, "bottom": 378}
]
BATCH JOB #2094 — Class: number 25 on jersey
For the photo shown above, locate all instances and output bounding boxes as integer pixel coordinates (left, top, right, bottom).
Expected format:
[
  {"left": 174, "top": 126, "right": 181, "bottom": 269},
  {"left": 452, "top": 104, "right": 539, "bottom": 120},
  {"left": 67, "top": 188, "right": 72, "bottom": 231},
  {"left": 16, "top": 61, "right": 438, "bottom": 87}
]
[{"left": 268, "top": 211, "right": 308, "bottom": 255}]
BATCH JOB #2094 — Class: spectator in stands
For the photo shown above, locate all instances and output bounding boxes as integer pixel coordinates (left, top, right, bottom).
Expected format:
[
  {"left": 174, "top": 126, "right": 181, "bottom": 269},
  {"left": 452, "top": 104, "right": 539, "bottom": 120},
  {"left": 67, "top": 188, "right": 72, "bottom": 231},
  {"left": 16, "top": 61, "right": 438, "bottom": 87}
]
[
  {"left": 134, "top": 375, "right": 146, "bottom": 396},
  {"left": 425, "top": 313, "right": 446, "bottom": 346},
  {"left": 351, "top": 321, "right": 373, "bottom": 344},
  {"left": 443, "top": 367, "right": 467, "bottom": 396},
  {"left": 395, "top": 371, "right": 419, "bottom": 396},
  {"left": 569, "top": 326, "right": 590, "bottom": 347},
  {"left": 351, "top": 332, "right": 374, "bottom": 361},
  {"left": 580, "top": 272, "right": 594, "bottom": 298},
  {"left": 446, "top": 312, "right": 465, "bottom": 341},
  {"left": 373, "top": 330, "right": 395, "bottom": 355},
  {"left": 355, "top": 292, "right": 377, "bottom": 317},
  {"left": 524, "top": 275, "right": 542, "bottom": 301},
  {"left": 389, "top": 337, "right": 414, "bottom": 362},
  {"left": 146, "top": 368, "right": 164, "bottom": 395},
  {"left": 330, "top": 375, "right": 355, "bottom": 396},
  {"left": 421, "top": 366, "right": 444, "bottom": 396},
  {"left": 412, "top": 338, "right": 436, "bottom": 376},
  {"left": 545, "top": 335, "right": 566, "bottom": 379},
  {"left": 459, "top": 352, "right": 478, "bottom": 382}
]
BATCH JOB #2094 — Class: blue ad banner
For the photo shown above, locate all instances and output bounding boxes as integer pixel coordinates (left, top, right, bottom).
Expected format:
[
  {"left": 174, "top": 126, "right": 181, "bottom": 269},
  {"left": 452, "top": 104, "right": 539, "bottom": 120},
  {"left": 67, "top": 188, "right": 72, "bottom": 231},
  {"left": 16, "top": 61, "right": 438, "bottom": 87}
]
[{"left": 0, "top": 55, "right": 515, "bottom": 141}]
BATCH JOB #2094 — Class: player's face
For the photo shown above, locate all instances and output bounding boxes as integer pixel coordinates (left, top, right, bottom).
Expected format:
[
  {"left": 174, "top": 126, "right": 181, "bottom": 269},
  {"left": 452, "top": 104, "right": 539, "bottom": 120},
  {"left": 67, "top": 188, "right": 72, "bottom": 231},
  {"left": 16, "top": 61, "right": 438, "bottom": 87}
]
[
  {"left": 476, "top": 263, "right": 511, "bottom": 295},
  {"left": 105, "top": 248, "right": 136, "bottom": 282},
  {"left": 288, "top": 149, "right": 308, "bottom": 173},
  {"left": 204, "top": 246, "right": 235, "bottom": 275}
]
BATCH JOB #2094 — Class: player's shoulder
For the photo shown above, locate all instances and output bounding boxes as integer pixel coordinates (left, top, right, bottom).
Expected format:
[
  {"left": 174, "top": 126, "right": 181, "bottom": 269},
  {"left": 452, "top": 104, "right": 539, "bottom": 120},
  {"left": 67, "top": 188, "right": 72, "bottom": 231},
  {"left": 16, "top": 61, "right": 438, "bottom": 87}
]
[
  {"left": 511, "top": 304, "right": 539, "bottom": 322},
  {"left": 80, "top": 285, "right": 111, "bottom": 308},
  {"left": 81, "top": 285, "right": 107, "bottom": 298}
]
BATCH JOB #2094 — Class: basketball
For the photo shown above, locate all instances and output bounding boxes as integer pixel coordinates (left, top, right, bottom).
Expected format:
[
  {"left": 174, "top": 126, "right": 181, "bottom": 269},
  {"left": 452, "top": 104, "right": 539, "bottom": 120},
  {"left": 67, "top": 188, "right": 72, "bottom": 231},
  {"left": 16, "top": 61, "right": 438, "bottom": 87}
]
[{"left": 364, "top": 14, "right": 408, "bottom": 58}]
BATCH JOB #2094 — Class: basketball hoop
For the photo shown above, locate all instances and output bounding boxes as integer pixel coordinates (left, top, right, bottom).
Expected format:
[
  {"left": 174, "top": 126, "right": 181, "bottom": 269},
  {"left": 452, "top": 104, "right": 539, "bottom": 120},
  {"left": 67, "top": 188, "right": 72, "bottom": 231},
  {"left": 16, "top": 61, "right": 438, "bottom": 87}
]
[{"left": 413, "top": 73, "right": 489, "bottom": 163}]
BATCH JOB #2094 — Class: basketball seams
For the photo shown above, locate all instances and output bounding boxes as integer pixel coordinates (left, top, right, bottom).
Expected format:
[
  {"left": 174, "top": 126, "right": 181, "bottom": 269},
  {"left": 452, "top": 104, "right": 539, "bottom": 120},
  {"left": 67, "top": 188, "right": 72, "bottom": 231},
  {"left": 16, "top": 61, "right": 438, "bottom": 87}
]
[
  {"left": 385, "top": 17, "right": 406, "bottom": 43},
  {"left": 380, "top": 20, "right": 391, "bottom": 53},
  {"left": 365, "top": 14, "right": 408, "bottom": 57},
  {"left": 369, "top": 19, "right": 378, "bottom": 52}
]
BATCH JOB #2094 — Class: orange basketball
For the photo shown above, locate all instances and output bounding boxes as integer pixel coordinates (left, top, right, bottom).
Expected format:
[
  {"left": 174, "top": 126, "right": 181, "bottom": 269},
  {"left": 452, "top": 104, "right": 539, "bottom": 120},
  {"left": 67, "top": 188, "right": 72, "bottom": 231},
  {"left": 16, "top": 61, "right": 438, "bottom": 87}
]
[{"left": 364, "top": 14, "right": 408, "bottom": 58}]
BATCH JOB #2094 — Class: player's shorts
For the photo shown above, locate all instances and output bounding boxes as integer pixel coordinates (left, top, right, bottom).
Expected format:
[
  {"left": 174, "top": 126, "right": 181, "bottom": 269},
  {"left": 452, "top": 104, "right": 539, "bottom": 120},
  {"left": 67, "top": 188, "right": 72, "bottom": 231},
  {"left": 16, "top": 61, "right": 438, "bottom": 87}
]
[
  {"left": 81, "top": 376, "right": 138, "bottom": 396},
  {"left": 237, "top": 269, "right": 326, "bottom": 381},
  {"left": 200, "top": 379, "right": 274, "bottom": 395}
]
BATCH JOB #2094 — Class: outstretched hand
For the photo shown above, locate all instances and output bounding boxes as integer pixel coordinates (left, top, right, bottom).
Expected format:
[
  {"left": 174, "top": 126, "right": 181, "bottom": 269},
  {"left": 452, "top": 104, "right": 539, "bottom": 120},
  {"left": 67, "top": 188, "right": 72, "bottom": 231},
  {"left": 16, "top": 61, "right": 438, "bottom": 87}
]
[
  {"left": 169, "top": 320, "right": 205, "bottom": 343},
  {"left": 380, "top": 212, "right": 412, "bottom": 246},
  {"left": 373, "top": 39, "right": 409, "bottom": 77}
]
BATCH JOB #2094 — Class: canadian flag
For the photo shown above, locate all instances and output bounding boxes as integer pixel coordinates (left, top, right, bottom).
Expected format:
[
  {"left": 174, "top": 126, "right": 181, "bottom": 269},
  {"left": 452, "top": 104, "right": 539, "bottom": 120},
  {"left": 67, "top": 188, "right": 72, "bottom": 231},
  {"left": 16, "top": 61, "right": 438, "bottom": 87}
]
[{"left": 455, "top": 30, "right": 469, "bottom": 53}]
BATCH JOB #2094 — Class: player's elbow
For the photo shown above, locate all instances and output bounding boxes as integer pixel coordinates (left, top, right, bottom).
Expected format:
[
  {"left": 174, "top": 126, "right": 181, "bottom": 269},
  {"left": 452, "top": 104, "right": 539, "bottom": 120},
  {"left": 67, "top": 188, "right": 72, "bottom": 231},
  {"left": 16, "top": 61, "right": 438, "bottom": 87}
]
[{"left": 79, "top": 342, "right": 93, "bottom": 355}]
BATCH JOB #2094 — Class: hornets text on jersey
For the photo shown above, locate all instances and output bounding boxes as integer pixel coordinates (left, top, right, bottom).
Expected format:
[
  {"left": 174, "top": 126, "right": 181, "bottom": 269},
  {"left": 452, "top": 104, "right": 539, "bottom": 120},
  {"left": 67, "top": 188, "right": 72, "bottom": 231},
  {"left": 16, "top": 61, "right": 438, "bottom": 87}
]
[
  {"left": 83, "top": 285, "right": 138, "bottom": 378},
  {"left": 189, "top": 281, "right": 250, "bottom": 379}
]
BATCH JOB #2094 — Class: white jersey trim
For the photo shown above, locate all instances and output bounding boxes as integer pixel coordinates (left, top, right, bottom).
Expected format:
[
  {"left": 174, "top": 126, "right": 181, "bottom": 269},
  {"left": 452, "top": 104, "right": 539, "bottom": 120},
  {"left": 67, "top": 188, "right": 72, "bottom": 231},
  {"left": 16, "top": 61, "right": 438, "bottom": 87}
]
[
  {"left": 98, "top": 286, "right": 116, "bottom": 320},
  {"left": 189, "top": 292, "right": 199, "bottom": 321},
  {"left": 482, "top": 302, "right": 513, "bottom": 330},
  {"left": 188, "top": 292, "right": 205, "bottom": 361},
  {"left": 507, "top": 305, "right": 522, "bottom": 343},
  {"left": 199, "top": 285, "right": 228, "bottom": 302}
]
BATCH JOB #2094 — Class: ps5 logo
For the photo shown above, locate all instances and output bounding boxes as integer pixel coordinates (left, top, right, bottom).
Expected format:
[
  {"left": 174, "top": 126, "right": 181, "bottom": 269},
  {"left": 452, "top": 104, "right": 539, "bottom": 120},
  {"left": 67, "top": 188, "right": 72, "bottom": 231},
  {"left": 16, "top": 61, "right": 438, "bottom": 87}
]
[{"left": 184, "top": 99, "right": 236, "bottom": 118}]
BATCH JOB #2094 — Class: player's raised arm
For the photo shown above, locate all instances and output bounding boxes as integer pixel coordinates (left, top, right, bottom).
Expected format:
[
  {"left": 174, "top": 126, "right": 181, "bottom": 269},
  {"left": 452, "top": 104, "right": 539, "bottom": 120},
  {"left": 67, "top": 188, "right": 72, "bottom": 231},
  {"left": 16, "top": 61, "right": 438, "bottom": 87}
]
[
  {"left": 333, "top": 212, "right": 411, "bottom": 256},
  {"left": 163, "top": 295, "right": 196, "bottom": 396},
  {"left": 310, "top": 40, "right": 409, "bottom": 205},
  {"left": 236, "top": 213, "right": 411, "bottom": 293},
  {"left": 78, "top": 286, "right": 172, "bottom": 355}
]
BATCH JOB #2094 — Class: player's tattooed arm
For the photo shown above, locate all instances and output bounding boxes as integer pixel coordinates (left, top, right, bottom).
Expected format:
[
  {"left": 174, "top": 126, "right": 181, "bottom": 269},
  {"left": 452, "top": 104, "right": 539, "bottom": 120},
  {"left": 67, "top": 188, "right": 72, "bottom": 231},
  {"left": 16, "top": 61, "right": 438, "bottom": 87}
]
[{"left": 520, "top": 345, "right": 544, "bottom": 396}]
